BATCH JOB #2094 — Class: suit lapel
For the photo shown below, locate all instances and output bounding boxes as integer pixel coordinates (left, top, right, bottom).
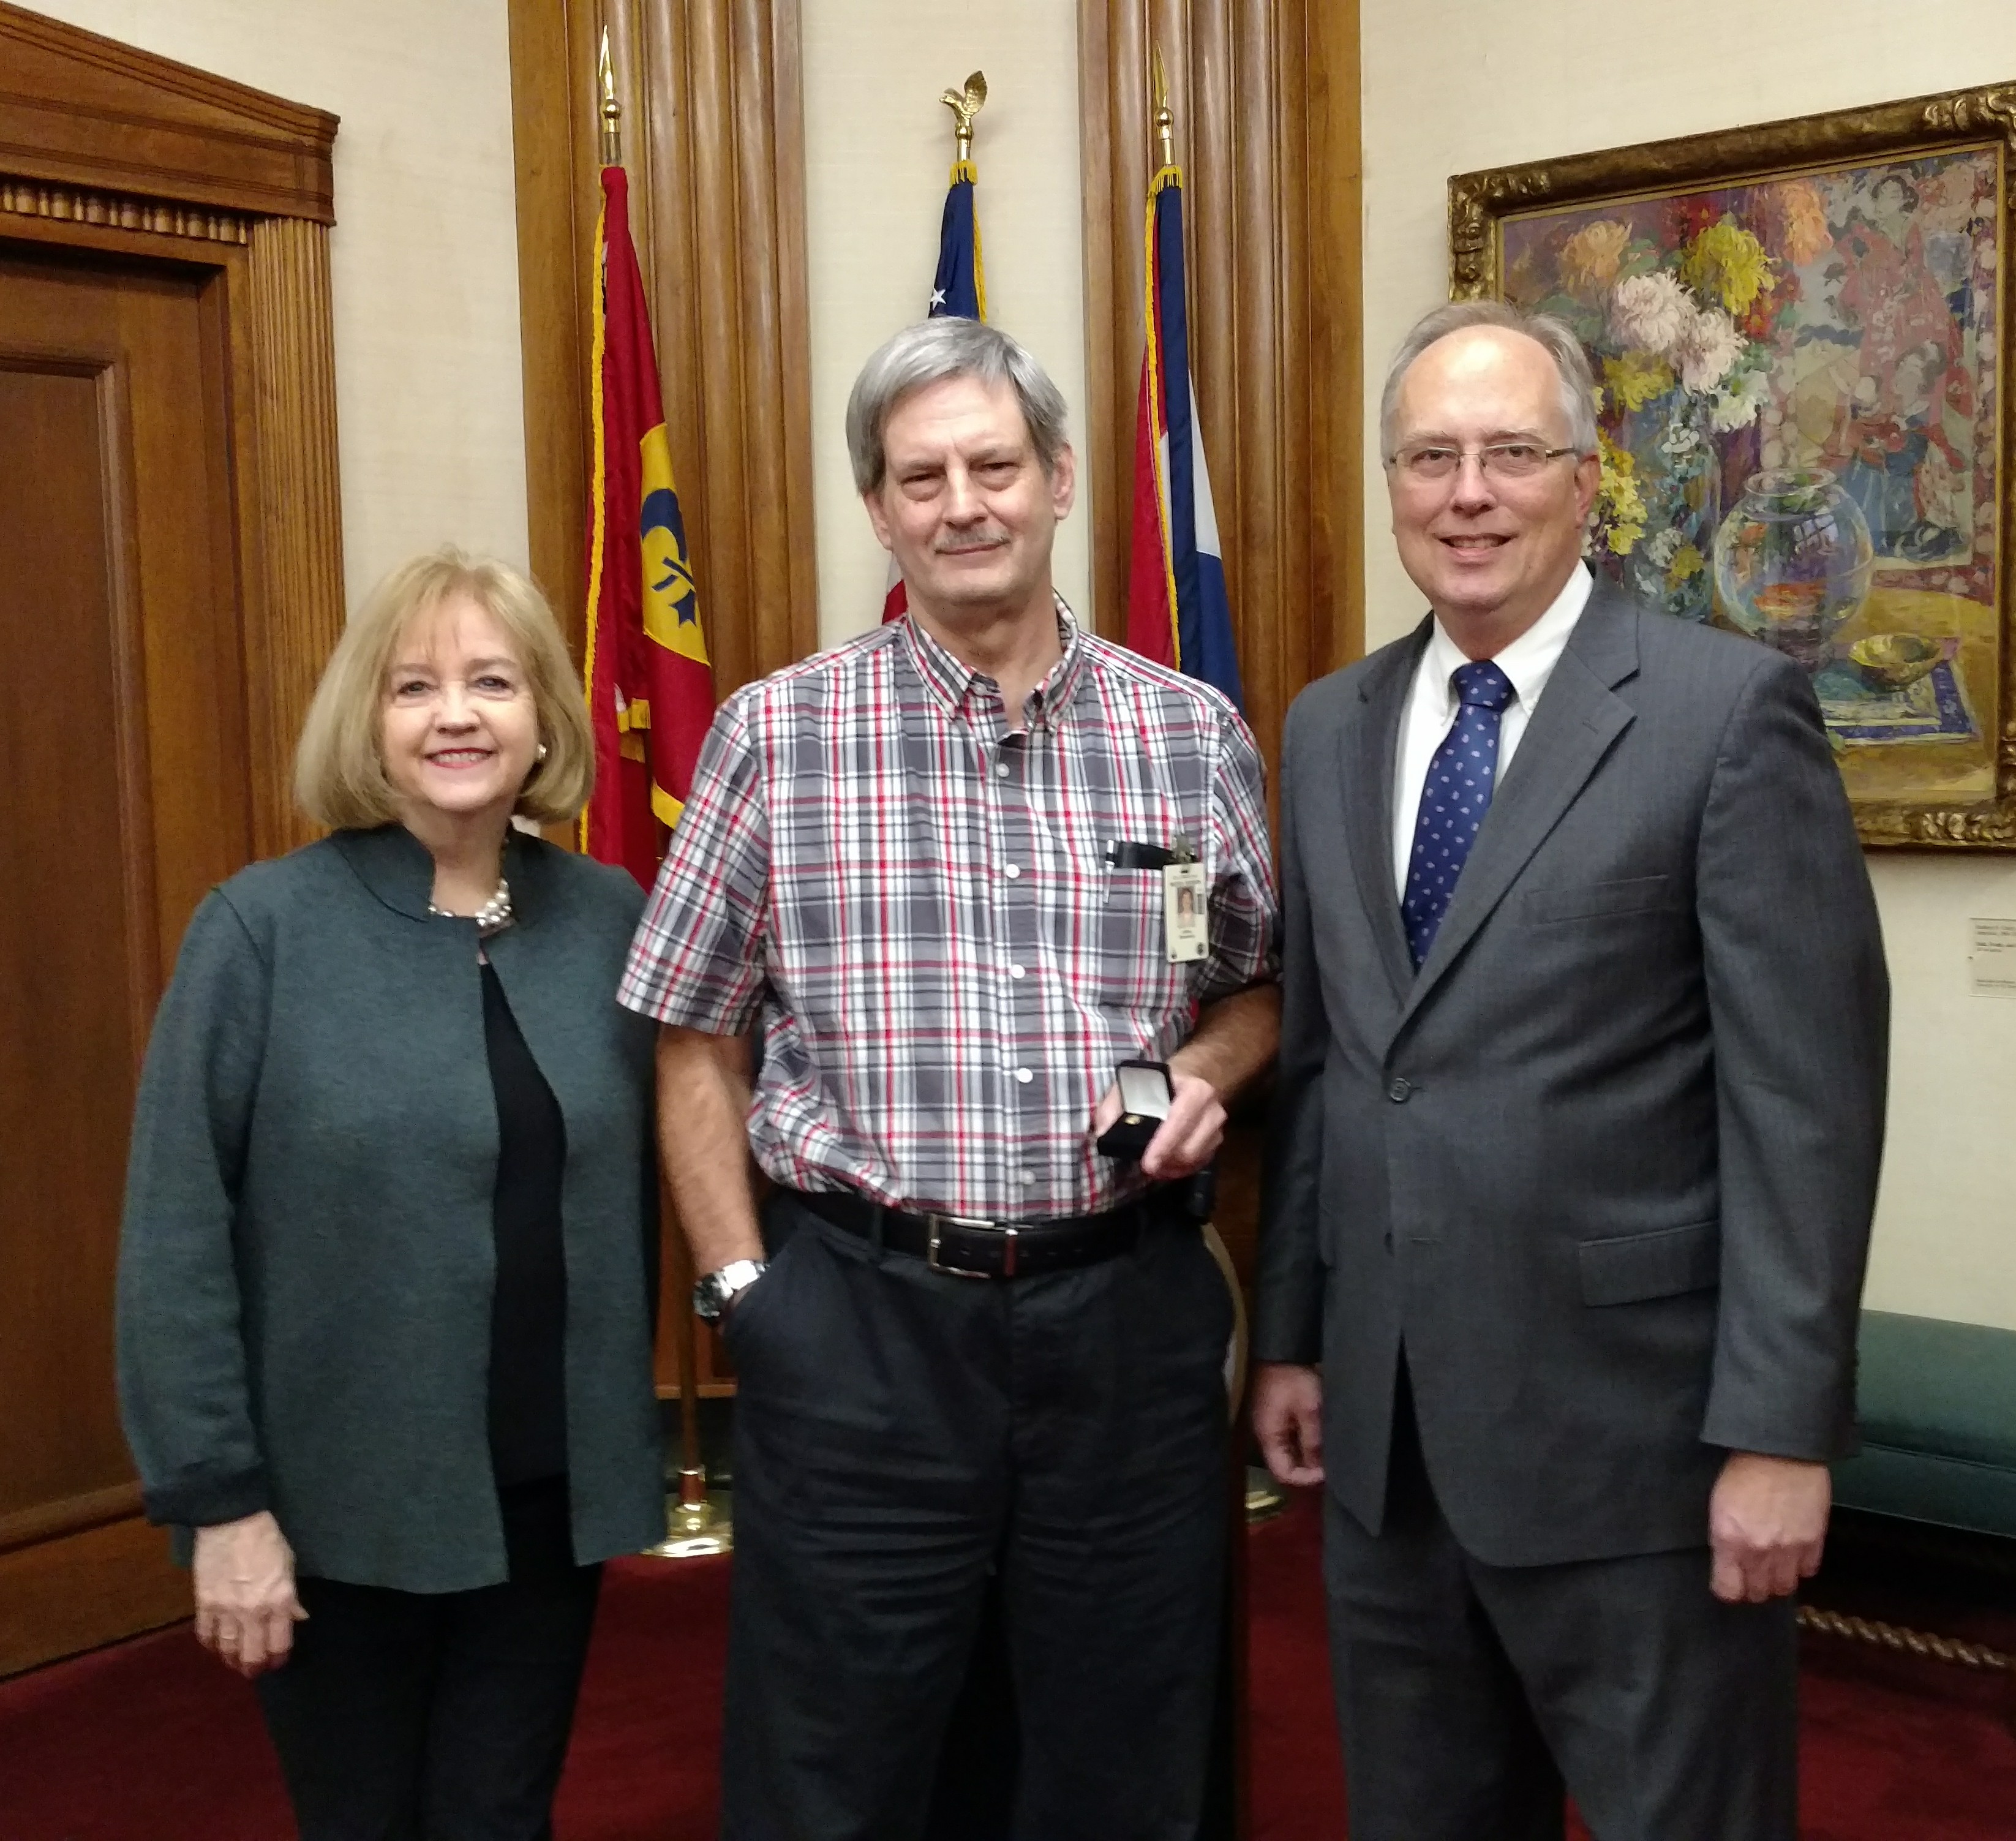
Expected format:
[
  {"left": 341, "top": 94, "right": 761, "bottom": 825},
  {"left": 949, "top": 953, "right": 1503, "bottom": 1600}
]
[
  {"left": 1341, "top": 619, "right": 1427, "bottom": 1006},
  {"left": 1396, "top": 589, "right": 1641, "bottom": 1034}
]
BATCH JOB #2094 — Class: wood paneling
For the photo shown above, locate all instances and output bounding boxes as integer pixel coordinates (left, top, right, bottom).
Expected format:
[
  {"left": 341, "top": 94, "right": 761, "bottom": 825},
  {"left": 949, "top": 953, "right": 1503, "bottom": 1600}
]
[
  {"left": 0, "top": 246, "right": 255, "bottom": 1676},
  {"left": 0, "top": 1481, "right": 143, "bottom": 1555},
  {"left": 508, "top": 0, "right": 818, "bottom": 695},
  {"left": 0, "top": 1515, "right": 190, "bottom": 1680},
  {"left": 1, "top": 177, "right": 248, "bottom": 243},
  {"left": 1078, "top": 0, "right": 1362, "bottom": 798},
  {"left": 0, "top": 355, "right": 140, "bottom": 1559},
  {"left": 0, "top": 1, "right": 335, "bottom": 223},
  {"left": 0, "top": 10, "right": 343, "bottom": 1676}
]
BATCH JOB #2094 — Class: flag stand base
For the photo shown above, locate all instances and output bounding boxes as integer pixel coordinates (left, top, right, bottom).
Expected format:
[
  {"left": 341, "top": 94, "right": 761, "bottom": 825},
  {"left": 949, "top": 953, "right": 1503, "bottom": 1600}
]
[
  {"left": 1244, "top": 1466, "right": 1285, "bottom": 1525},
  {"left": 642, "top": 1467, "right": 732, "bottom": 1559}
]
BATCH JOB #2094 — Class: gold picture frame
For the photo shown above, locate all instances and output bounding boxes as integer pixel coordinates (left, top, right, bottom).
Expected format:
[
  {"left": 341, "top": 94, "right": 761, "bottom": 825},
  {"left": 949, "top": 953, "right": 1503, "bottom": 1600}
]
[{"left": 1452, "top": 84, "right": 2016, "bottom": 848}]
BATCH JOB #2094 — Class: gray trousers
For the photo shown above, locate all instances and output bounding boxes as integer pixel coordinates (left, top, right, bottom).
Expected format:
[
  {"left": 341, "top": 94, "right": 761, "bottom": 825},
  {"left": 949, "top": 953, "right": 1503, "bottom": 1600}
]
[
  {"left": 720, "top": 1191, "right": 1233, "bottom": 1841},
  {"left": 1323, "top": 1369, "right": 1799, "bottom": 1841}
]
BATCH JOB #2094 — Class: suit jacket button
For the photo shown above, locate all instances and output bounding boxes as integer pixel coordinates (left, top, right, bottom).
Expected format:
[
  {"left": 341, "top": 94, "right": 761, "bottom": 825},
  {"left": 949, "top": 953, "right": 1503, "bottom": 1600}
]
[
  {"left": 1383, "top": 1230, "right": 1394, "bottom": 1253},
  {"left": 1386, "top": 1076, "right": 1412, "bottom": 1103}
]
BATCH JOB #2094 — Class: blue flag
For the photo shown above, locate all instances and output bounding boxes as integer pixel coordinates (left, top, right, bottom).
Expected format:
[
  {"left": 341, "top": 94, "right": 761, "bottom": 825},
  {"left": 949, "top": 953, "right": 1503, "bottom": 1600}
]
[
  {"left": 889, "top": 159, "right": 988, "bottom": 623},
  {"left": 928, "top": 158, "right": 985, "bottom": 319}
]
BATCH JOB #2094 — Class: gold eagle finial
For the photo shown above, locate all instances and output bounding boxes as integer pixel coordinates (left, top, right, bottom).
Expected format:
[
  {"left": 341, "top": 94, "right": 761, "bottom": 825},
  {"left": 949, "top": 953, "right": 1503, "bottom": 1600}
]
[{"left": 940, "top": 70, "right": 988, "bottom": 162}]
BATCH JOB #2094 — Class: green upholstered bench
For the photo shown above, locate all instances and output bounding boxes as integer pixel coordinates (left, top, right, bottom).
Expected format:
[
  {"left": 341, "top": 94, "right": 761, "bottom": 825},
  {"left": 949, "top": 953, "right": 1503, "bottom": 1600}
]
[
  {"left": 1810, "top": 1311, "right": 2016, "bottom": 1711},
  {"left": 1833, "top": 1311, "right": 2016, "bottom": 1541}
]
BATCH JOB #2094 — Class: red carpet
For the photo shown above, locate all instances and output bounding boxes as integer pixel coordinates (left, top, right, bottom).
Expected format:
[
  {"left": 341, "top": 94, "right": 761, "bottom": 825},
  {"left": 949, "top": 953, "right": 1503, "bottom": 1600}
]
[{"left": 2, "top": 1493, "right": 2012, "bottom": 1838}]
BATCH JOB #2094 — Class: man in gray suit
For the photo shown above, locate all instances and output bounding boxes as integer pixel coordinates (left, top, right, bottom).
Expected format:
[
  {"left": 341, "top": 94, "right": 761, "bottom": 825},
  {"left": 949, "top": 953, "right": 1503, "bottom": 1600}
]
[{"left": 1251, "top": 299, "right": 1889, "bottom": 1840}]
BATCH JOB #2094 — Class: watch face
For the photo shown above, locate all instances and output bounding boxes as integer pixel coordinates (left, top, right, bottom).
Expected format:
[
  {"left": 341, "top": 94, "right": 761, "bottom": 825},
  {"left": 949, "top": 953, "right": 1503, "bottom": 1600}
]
[{"left": 696, "top": 1260, "right": 763, "bottom": 1320}]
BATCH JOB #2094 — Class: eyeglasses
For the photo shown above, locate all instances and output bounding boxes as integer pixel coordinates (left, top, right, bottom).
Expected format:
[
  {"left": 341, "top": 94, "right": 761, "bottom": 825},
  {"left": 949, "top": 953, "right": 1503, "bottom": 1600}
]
[{"left": 1388, "top": 441, "right": 1580, "bottom": 484}]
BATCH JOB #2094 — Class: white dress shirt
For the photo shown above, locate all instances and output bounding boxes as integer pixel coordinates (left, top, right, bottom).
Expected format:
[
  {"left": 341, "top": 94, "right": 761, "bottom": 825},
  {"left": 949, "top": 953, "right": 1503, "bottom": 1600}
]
[{"left": 1391, "top": 562, "right": 1593, "bottom": 897}]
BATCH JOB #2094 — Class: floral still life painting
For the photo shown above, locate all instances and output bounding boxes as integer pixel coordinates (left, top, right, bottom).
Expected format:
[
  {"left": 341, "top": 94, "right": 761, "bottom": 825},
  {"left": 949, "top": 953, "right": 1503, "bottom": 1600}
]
[{"left": 1453, "top": 85, "right": 2016, "bottom": 845}]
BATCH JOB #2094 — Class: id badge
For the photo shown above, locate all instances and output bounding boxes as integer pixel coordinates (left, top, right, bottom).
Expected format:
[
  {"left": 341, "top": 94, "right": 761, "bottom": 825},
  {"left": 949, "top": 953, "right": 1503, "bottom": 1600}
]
[{"left": 1163, "top": 860, "right": 1208, "bottom": 963}]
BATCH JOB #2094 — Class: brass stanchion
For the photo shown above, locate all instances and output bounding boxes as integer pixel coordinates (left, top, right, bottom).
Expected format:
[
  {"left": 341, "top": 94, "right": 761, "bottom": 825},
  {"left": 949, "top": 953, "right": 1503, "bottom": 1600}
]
[{"left": 644, "top": 1281, "right": 733, "bottom": 1559}]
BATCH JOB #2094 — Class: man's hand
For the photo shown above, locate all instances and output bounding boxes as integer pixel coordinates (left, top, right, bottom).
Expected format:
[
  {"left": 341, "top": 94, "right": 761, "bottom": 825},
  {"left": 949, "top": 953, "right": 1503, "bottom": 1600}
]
[
  {"left": 1708, "top": 1451, "right": 1830, "bottom": 1603},
  {"left": 192, "top": 1510, "right": 306, "bottom": 1677},
  {"left": 1094, "top": 1068, "right": 1226, "bottom": 1181},
  {"left": 1252, "top": 1361, "right": 1325, "bottom": 1487}
]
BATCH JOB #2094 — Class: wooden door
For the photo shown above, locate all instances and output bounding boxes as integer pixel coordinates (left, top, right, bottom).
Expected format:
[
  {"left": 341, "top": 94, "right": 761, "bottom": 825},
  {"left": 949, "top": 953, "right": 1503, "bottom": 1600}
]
[{"left": 0, "top": 240, "right": 253, "bottom": 1676}]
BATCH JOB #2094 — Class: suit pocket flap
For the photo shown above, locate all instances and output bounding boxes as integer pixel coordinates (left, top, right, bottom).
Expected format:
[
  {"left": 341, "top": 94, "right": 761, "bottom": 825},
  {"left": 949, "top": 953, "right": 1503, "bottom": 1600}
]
[
  {"left": 1579, "top": 1219, "right": 1720, "bottom": 1306},
  {"left": 1523, "top": 875, "right": 1674, "bottom": 924}
]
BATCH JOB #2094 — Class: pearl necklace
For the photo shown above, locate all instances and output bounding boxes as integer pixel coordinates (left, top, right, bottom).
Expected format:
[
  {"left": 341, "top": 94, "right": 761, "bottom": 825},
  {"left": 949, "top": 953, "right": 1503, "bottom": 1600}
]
[{"left": 428, "top": 878, "right": 514, "bottom": 937}]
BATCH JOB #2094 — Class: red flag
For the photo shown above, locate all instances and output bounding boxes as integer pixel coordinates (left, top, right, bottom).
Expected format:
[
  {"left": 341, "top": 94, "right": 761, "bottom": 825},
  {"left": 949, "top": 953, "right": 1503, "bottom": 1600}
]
[{"left": 581, "top": 165, "right": 715, "bottom": 886}]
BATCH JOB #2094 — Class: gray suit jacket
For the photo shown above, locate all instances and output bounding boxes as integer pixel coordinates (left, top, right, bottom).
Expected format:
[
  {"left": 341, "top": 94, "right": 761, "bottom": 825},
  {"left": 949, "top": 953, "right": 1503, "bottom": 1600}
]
[
  {"left": 117, "top": 825, "right": 666, "bottom": 1592},
  {"left": 1253, "top": 581, "right": 1889, "bottom": 1567}
]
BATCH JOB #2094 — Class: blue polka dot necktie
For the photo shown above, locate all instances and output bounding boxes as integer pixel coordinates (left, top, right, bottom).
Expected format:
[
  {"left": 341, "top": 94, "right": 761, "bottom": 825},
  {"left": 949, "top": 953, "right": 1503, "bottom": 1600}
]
[{"left": 1402, "top": 658, "right": 1514, "bottom": 969}]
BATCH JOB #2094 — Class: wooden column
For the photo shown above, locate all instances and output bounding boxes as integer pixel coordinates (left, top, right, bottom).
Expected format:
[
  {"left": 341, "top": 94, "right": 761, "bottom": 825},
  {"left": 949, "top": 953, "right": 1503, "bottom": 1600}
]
[
  {"left": 245, "top": 215, "right": 346, "bottom": 856},
  {"left": 1078, "top": 0, "right": 1362, "bottom": 796},
  {"left": 509, "top": 0, "right": 818, "bottom": 694}
]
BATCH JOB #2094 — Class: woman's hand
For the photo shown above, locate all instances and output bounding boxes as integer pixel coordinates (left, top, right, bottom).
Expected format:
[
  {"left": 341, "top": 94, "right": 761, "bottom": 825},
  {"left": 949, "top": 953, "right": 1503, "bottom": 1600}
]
[{"left": 192, "top": 1511, "right": 306, "bottom": 1677}]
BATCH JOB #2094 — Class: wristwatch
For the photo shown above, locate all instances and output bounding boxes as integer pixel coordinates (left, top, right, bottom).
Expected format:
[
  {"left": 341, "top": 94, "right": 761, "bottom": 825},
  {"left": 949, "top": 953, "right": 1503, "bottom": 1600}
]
[{"left": 693, "top": 1257, "right": 768, "bottom": 1322}]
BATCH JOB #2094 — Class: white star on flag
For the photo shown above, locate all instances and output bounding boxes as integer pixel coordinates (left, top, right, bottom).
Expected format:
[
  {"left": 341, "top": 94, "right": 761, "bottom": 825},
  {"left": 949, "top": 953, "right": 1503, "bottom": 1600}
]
[{"left": 928, "top": 288, "right": 947, "bottom": 309}]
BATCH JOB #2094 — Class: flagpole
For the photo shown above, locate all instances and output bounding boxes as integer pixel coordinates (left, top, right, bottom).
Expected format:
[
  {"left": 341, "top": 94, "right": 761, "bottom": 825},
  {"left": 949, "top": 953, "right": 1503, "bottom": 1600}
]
[
  {"left": 1152, "top": 45, "right": 1174, "bottom": 170},
  {"left": 594, "top": 29, "right": 729, "bottom": 1561}
]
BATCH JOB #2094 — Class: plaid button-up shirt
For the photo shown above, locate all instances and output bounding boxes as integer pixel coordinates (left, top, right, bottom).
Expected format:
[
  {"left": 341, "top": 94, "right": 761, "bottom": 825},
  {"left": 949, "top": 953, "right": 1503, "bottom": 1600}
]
[{"left": 618, "top": 601, "right": 1279, "bottom": 1219}]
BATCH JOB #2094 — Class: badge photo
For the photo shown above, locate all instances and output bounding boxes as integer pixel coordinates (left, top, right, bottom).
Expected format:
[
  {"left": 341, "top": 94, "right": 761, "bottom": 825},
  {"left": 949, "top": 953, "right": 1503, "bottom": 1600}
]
[{"left": 1164, "top": 860, "right": 1207, "bottom": 963}]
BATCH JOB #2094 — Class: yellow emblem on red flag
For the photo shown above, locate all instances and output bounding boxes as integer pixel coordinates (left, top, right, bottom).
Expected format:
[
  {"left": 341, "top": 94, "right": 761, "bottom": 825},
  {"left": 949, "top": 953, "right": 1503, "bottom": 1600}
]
[{"left": 581, "top": 167, "right": 717, "bottom": 878}]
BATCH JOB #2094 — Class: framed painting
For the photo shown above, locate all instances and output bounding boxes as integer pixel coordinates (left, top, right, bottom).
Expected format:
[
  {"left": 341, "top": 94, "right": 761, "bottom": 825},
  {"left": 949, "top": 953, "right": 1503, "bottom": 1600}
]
[{"left": 1451, "top": 85, "right": 2016, "bottom": 846}]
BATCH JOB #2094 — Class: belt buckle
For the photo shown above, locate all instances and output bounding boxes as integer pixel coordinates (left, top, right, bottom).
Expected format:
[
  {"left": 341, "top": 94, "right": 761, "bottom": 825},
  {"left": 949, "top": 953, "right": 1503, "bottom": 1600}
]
[{"left": 926, "top": 1211, "right": 1012, "bottom": 1279}]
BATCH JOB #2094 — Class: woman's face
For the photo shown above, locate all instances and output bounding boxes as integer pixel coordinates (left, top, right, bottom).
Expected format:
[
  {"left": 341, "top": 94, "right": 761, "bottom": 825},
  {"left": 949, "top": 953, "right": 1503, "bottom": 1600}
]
[{"left": 379, "top": 594, "right": 540, "bottom": 830}]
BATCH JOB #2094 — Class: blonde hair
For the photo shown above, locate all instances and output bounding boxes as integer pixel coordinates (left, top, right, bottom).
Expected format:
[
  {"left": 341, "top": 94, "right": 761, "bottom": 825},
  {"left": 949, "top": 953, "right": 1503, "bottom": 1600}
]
[{"left": 295, "top": 548, "right": 593, "bottom": 830}]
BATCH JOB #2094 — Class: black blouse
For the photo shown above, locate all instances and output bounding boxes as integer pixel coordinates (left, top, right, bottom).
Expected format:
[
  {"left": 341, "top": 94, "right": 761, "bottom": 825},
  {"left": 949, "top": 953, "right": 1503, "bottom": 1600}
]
[{"left": 480, "top": 958, "right": 569, "bottom": 1486}]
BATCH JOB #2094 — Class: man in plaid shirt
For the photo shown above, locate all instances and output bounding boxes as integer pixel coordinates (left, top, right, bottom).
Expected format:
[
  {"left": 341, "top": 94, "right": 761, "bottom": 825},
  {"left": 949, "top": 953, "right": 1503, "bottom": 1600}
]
[{"left": 621, "top": 317, "right": 1279, "bottom": 1841}]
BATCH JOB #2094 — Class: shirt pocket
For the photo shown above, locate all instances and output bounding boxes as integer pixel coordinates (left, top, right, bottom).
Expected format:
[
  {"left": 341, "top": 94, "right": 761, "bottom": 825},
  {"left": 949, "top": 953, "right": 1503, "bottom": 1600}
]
[
  {"left": 1086, "top": 865, "right": 1185, "bottom": 1012},
  {"left": 1521, "top": 874, "right": 1676, "bottom": 925},
  {"left": 1578, "top": 1219, "right": 1720, "bottom": 1306}
]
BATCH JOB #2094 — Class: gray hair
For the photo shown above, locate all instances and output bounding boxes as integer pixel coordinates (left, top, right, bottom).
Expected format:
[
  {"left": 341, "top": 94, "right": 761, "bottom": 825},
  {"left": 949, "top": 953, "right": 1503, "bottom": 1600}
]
[
  {"left": 1378, "top": 299, "right": 1600, "bottom": 461},
  {"left": 845, "top": 318, "right": 1070, "bottom": 494}
]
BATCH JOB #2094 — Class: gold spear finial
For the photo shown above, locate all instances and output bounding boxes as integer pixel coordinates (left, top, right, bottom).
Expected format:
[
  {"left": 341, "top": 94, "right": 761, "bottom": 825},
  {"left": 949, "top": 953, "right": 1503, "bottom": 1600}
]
[
  {"left": 1153, "top": 45, "right": 1174, "bottom": 170},
  {"left": 598, "top": 29, "right": 622, "bottom": 167},
  {"left": 939, "top": 70, "right": 988, "bottom": 164}
]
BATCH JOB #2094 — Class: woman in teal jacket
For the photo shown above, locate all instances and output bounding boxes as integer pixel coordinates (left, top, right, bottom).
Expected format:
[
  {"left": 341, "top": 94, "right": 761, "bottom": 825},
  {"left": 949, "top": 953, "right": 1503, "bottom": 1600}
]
[{"left": 117, "top": 549, "right": 663, "bottom": 1840}]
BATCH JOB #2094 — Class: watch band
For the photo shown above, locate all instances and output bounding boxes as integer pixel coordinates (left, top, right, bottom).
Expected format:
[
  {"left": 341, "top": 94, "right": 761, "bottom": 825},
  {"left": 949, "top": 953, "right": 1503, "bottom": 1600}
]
[{"left": 693, "top": 1257, "right": 767, "bottom": 1322}]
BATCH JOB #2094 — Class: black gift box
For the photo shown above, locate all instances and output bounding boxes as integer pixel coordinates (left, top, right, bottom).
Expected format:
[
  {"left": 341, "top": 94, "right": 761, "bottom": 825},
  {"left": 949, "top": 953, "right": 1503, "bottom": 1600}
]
[{"left": 1096, "top": 1060, "right": 1172, "bottom": 1161}]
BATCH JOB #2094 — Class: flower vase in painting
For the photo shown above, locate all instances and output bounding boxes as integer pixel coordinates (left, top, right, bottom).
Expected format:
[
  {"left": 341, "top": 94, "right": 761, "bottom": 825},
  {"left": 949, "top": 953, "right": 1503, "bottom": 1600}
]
[{"left": 1621, "top": 390, "right": 1720, "bottom": 620}]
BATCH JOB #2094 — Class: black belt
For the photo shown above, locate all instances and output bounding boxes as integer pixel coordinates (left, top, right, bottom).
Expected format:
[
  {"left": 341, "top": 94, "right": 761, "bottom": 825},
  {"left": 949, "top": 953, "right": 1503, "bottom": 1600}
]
[{"left": 792, "top": 1186, "right": 1176, "bottom": 1279}]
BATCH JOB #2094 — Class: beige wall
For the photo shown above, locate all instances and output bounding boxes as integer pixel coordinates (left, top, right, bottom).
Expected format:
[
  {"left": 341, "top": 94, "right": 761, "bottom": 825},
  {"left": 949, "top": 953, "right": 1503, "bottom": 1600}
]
[
  {"left": 801, "top": 0, "right": 1089, "bottom": 645},
  {"left": 1361, "top": 0, "right": 2016, "bottom": 1328},
  {"left": 41, "top": 2, "right": 2006, "bottom": 1322},
  {"left": 29, "top": 0, "right": 530, "bottom": 606}
]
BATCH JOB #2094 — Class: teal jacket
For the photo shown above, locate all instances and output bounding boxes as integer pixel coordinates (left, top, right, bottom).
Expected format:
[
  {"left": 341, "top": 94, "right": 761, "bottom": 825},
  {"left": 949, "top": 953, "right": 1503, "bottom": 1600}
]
[{"left": 116, "top": 825, "right": 664, "bottom": 1592}]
